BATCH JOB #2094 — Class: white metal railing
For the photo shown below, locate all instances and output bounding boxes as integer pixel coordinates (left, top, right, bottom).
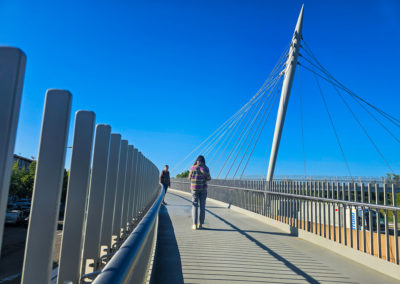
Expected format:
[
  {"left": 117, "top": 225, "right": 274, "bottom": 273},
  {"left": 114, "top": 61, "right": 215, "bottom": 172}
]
[
  {"left": 172, "top": 178, "right": 400, "bottom": 267},
  {"left": 0, "top": 47, "right": 161, "bottom": 284},
  {"left": 0, "top": 47, "right": 26, "bottom": 258}
]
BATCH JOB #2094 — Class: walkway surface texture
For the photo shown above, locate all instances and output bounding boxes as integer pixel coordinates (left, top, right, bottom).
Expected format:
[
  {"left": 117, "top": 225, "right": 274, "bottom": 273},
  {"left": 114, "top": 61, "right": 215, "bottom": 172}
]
[{"left": 151, "top": 190, "right": 398, "bottom": 284}]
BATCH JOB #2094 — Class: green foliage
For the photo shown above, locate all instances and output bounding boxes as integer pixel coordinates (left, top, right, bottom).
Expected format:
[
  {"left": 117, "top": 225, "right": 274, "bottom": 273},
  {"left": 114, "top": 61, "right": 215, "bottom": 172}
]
[
  {"left": 61, "top": 169, "right": 69, "bottom": 203},
  {"left": 9, "top": 160, "right": 69, "bottom": 202},
  {"left": 386, "top": 173, "right": 400, "bottom": 186},
  {"left": 9, "top": 161, "right": 36, "bottom": 198},
  {"left": 176, "top": 170, "right": 189, "bottom": 178},
  {"left": 9, "top": 162, "right": 26, "bottom": 197}
]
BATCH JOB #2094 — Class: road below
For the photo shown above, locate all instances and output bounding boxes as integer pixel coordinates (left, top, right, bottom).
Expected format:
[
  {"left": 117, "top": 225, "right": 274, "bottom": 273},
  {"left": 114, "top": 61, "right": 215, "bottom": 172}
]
[{"left": 0, "top": 222, "right": 63, "bottom": 284}]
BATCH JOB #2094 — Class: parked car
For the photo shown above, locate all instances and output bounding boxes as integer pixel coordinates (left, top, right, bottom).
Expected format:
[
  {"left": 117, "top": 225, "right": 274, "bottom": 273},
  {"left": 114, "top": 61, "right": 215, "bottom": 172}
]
[
  {"left": 15, "top": 201, "right": 31, "bottom": 209},
  {"left": 7, "top": 203, "right": 17, "bottom": 211},
  {"left": 5, "top": 210, "right": 23, "bottom": 225},
  {"left": 15, "top": 202, "right": 31, "bottom": 216},
  {"left": 24, "top": 215, "right": 30, "bottom": 226},
  {"left": 356, "top": 208, "right": 385, "bottom": 232}
]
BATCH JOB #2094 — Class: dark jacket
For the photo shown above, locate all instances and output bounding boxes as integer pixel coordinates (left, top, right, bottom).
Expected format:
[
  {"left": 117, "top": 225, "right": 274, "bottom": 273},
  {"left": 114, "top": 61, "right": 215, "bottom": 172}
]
[{"left": 160, "top": 170, "right": 170, "bottom": 186}]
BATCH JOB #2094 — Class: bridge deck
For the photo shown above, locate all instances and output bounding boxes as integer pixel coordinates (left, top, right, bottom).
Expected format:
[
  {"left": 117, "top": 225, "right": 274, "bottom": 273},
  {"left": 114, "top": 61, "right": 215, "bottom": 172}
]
[{"left": 152, "top": 190, "right": 397, "bottom": 284}]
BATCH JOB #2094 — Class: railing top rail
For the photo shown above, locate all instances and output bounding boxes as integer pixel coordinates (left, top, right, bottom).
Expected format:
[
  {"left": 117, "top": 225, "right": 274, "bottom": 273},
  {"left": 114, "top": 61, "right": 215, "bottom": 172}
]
[
  {"left": 171, "top": 179, "right": 400, "bottom": 211},
  {"left": 172, "top": 178, "right": 400, "bottom": 189},
  {"left": 266, "top": 191, "right": 400, "bottom": 211},
  {"left": 221, "top": 176, "right": 391, "bottom": 183},
  {"left": 92, "top": 188, "right": 164, "bottom": 284}
]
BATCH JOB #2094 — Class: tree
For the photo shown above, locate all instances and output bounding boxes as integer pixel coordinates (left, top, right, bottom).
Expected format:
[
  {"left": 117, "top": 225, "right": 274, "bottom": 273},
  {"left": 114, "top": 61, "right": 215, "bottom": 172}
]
[
  {"left": 20, "top": 161, "right": 37, "bottom": 198},
  {"left": 8, "top": 160, "right": 70, "bottom": 200},
  {"left": 386, "top": 173, "right": 400, "bottom": 186},
  {"left": 176, "top": 170, "right": 189, "bottom": 178},
  {"left": 385, "top": 173, "right": 400, "bottom": 207},
  {"left": 9, "top": 161, "right": 25, "bottom": 197},
  {"left": 61, "top": 169, "right": 69, "bottom": 203}
]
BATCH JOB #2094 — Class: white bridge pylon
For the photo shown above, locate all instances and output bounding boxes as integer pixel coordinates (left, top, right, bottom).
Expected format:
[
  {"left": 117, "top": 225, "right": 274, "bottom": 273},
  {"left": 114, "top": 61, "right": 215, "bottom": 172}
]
[{"left": 266, "top": 4, "right": 304, "bottom": 181}]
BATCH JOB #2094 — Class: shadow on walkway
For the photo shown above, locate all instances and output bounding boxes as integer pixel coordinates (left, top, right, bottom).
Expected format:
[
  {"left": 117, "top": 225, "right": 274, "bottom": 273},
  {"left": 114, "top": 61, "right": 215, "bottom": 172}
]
[
  {"left": 174, "top": 193, "right": 320, "bottom": 284},
  {"left": 201, "top": 227, "right": 291, "bottom": 236},
  {"left": 151, "top": 205, "right": 184, "bottom": 284}
]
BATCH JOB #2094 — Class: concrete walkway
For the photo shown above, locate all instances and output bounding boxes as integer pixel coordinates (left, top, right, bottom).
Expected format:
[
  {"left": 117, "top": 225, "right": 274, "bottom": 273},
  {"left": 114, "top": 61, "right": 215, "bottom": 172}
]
[{"left": 151, "top": 190, "right": 398, "bottom": 284}]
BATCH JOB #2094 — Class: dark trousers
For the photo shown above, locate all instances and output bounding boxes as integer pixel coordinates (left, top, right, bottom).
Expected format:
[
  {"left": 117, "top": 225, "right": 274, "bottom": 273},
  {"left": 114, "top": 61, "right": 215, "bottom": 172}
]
[
  {"left": 192, "top": 189, "right": 207, "bottom": 225},
  {"left": 162, "top": 184, "right": 168, "bottom": 201}
]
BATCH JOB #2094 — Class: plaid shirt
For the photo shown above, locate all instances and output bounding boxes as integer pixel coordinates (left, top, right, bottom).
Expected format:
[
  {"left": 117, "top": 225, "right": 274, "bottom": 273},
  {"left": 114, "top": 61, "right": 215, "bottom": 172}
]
[{"left": 189, "top": 164, "right": 211, "bottom": 191}]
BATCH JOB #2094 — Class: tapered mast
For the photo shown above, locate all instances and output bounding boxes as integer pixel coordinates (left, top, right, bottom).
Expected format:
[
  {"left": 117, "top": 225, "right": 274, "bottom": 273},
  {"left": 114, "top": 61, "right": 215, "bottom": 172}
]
[{"left": 266, "top": 5, "right": 304, "bottom": 181}]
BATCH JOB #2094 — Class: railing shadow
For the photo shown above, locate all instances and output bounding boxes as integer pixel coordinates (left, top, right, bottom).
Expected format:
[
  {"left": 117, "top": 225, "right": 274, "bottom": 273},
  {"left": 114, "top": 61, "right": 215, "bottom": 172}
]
[
  {"left": 205, "top": 209, "right": 319, "bottom": 283},
  {"left": 174, "top": 193, "right": 320, "bottom": 284},
  {"left": 151, "top": 205, "right": 184, "bottom": 284}
]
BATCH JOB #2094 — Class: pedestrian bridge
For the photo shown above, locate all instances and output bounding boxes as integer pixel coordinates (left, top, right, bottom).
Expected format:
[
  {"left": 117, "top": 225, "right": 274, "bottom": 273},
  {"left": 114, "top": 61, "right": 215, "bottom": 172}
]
[
  {"left": 153, "top": 190, "right": 397, "bottom": 284},
  {"left": 1, "top": 4, "right": 400, "bottom": 284}
]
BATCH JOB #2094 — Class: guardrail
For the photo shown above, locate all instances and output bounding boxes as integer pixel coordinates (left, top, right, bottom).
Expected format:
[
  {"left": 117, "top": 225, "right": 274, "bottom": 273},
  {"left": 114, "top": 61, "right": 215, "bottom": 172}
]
[
  {"left": 92, "top": 184, "right": 163, "bottom": 284},
  {"left": 0, "top": 47, "right": 161, "bottom": 284},
  {"left": 171, "top": 178, "right": 400, "bottom": 266}
]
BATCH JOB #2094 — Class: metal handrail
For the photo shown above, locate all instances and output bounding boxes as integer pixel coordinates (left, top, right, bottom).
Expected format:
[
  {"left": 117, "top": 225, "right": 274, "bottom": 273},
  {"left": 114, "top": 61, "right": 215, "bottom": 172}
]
[
  {"left": 266, "top": 191, "right": 400, "bottom": 211},
  {"left": 92, "top": 187, "right": 164, "bottom": 284},
  {"left": 171, "top": 178, "right": 400, "bottom": 266},
  {"left": 172, "top": 179, "right": 400, "bottom": 211}
]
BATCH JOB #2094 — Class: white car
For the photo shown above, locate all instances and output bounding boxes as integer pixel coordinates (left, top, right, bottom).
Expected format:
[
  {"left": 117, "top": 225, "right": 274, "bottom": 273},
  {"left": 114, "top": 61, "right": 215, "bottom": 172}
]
[{"left": 5, "top": 210, "right": 23, "bottom": 225}]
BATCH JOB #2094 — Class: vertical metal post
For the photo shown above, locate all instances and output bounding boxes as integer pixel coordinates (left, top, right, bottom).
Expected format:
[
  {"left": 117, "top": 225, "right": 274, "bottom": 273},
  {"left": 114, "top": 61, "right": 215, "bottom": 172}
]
[
  {"left": 121, "top": 145, "right": 133, "bottom": 231},
  {"left": 384, "top": 184, "right": 389, "bottom": 261},
  {"left": 306, "top": 182, "right": 309, "bottom": 231},
  {"left": 81, "top": 124, "right": 111, "bottom": 270},
  {"left": 328, "top": 182, "right": 331, "bottom": 239},
  {"left": 143, "top": 157, "right": 147, "bottom": 206},
  {"left": 361, "top": 183, "right": 366, "bottom": 253},
  {"left": 335, "top": 183, "right": 338, "bottom": 242},
  {"left": 129, "top": 148, "right": 138, "bottom": 222},
  {"left": 137, "top": 153, "right": 144, "bottom": 214},
  {"left": 133, "top": 153, "right": 141, "bottom": 218},
  {"left": 376, "top": 183, "right": 381, "bottom": 258},
  {"left": 57, "top": 111, "right": 95, "bottom": 284},
  {"left": 100, "top": 134, "right": 121, "bottom": 249},
  {"left": 0, "top": 47, "right": 26, "bottom": 255},
  {"left": 22, "top": 90, "right": 72, "bottom": 284},
  {"left": 302, "top": 182, "right": 305, "bottom": 230},
  {"left": 392, "top": 184, "right": 399, "bottom": 264},
  {"left": 266, "top": 5, "right": 304, "bottom": 181},
  {"left": 112, "top": 140, "right": 128, "bottom": 238},
  {"left": 318, "top": 182, "right": 322, "bottom": 236},
  {"left": 343, "top": 203, "right": 347, "bottom": 246},
  {"left": 348, "top": 183, "right": 353, "bottom": 248},
  {"left": 368, "top": 183, "right": 373, "bottom": 255},
  {"left": 355, "top": 184, "right": 359, "bottom": 250},
  {"left": 343, "top": 183, "right": 346, "bottom": 246}
]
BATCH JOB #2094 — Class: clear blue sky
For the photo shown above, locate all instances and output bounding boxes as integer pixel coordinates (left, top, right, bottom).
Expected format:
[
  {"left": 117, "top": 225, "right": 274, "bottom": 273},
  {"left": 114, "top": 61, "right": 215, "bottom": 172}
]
[{"left": 1, "top": 0, "right": 399, "bottom": 177}]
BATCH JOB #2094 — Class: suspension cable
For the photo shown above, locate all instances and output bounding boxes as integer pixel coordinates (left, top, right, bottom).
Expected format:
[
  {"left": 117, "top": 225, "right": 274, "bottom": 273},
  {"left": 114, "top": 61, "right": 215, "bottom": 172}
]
[
  {"left": 300, "top": 40, "right": 400, "bottom": 128},
  {"left": 218, "top": 75, "right": 282, "bottom": 178},
  {"left": 299, "top": 48, "right": 400, "bottom": 144},
  {"left": 233, "top": 79, "right": 282, "bottom": 179},
  {"left": 332, "top": 84, "right": 395, "bottom": 173},
  {"left": 173, "top": 47, "right": 290, "bottom": 173},
  {"left": 171, "top": 77, "right": 268, "bottom": 173},
  {"left": 299, "top": 70, "right": 307, "bottom": 178},
  {"left": 225, "top": 76, "right": 282, "bottom": 178},
  {"left": 239, "top": 83, "right": 281, "bottom": 179},
  {"left": 202, "top": 71, "right": 283, "bottom": 157},
  {"left": 211, "top": 68, "right": 286, "bottom": 172},
  {"left": 314, "top": 74, "right": 353, "bottom": 178},
  {"left": 300, "top": 48, "right": 397, "bottom": 175}
]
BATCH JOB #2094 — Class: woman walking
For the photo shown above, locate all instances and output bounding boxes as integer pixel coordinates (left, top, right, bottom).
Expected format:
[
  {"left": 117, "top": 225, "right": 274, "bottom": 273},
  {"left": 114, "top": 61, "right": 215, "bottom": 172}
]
[{"left": 189, "top": 155, "right": 211, "bottom": 230}]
